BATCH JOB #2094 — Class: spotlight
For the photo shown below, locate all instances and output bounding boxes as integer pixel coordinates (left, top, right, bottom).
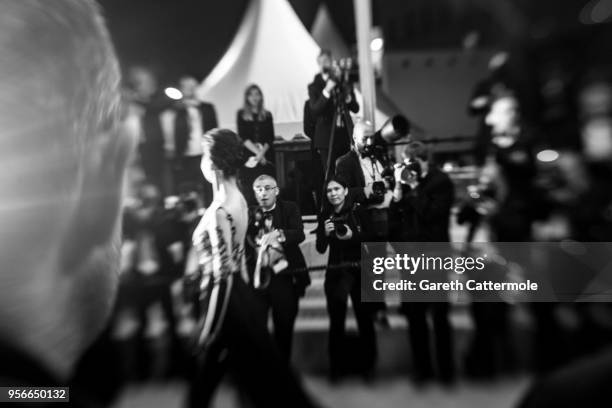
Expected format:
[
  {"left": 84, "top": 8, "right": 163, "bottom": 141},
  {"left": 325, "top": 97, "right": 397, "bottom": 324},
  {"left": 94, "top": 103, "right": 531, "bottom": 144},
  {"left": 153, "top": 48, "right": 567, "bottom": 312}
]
[
  {"left": 370, "top": 37, "right": 384, "bottom": 52},
  {"left": 536, "top": 149, "right": 560, "bottom": 163},
  {"left": 164, "top": 87, "right": 183, "bottom": 100}
]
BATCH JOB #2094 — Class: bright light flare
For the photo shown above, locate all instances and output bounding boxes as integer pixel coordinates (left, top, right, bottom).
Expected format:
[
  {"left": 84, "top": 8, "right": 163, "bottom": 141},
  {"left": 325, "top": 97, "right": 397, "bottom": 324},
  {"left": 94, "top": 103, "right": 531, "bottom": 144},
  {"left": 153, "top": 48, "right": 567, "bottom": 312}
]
[
  {"left": 164, "top": 87, "right": 183, "bottom": 100},
  {"left": 537, "top": 149, "right": 560, "bottom": 163},
  {"left": 370, "top": 38, "right": 384, "bottom": 52}
]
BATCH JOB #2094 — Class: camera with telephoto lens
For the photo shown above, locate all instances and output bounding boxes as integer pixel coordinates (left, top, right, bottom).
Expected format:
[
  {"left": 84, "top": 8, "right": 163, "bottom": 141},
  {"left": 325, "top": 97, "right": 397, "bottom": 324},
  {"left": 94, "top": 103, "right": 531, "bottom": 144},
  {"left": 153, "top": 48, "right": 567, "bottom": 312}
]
[
  {"left": 367, "top": 180, "right": 386, "bottom": 205},
  {"left": 397, "top": 159, "right": 422, "bottom": 184},
  {"left": 329, "top": 213, "right": 349, "bottom": 237}
]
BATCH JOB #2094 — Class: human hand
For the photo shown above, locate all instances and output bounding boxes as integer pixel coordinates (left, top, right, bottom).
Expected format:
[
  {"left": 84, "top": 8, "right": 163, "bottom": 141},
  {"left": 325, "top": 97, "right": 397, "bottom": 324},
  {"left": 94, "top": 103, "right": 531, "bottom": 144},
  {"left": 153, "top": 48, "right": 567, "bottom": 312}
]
[
  {"left": 324, "top": 79, "right": 337, "bottom": 94},
  {"left": 324, "top": 220, "right": 335, "bottom": 236}
]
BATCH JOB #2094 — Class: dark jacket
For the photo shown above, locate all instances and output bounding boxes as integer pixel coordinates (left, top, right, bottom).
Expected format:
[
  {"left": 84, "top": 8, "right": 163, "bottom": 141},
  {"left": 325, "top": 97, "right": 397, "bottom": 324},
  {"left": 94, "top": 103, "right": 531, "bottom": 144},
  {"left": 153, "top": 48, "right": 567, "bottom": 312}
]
[
  {"left": 138, "top": 92, "right": 172, "bottom": 156},
  {"left": 316, "top": 199, "right": 362, "bottom": 265},
  {"left": 173, "top": 101, "right": 217, "bottom": 157},
  {"left": 236, "top": 109, "right": 275, "bottom": 164},
  {"left": 391, "top": 167, "right": 454, "bottom": 242},
  {"left": 335, "top": 149, "right": 367, "bottom": 204},
  {"left": 307, "top": 73, "right": 359, "bottom": 151},
  {"left": 247, "top": 200, "right": 310, "bottom": 291}
]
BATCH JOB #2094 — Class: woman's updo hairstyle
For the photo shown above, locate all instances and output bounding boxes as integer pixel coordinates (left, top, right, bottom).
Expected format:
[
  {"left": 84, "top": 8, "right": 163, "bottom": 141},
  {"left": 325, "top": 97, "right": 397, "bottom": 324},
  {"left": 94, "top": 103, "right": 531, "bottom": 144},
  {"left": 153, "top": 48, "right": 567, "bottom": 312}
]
[{"left": 201, "top": 128, "right": 244, "bottom": 177}]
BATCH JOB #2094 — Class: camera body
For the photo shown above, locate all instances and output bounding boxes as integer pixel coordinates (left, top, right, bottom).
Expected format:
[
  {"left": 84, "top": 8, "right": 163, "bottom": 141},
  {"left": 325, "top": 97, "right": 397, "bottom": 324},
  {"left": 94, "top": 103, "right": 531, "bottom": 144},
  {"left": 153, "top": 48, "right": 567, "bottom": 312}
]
[
  {"left": 329, "top": 213, "right": 349, "bottom": 237},
  {"left": 367, "top": 181, "right": 387, "bottom": 205},
  {"left": 322, "top": 57, "right": 359, "bottom": 86},
  {"left": 397, "top": 159, "right": 422, "bottom": 184}
]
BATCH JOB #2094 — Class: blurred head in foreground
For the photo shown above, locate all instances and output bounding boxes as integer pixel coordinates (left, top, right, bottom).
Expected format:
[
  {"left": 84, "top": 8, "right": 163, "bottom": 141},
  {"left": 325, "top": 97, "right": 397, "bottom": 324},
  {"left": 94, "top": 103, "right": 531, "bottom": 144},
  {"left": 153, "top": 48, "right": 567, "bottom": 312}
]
[{"left": 0, "top": 0, "right": 133, "bottom": 379}]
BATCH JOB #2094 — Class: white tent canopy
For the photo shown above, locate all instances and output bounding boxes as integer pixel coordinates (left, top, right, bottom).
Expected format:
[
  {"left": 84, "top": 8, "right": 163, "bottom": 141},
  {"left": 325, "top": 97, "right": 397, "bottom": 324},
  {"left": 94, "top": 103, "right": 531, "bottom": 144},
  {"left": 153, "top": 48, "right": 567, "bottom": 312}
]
[
  {"left": 311, "top": 4, "right": 351, "bottom": 59},
  {"left": 313, "top": 5, "right": 408, "bottom": 130},
  {"left": 197, "top": 0, "right": 396, "bottom": 140},
  {"left": 197, "top": 0, "right": 320, "bottom": 139}
]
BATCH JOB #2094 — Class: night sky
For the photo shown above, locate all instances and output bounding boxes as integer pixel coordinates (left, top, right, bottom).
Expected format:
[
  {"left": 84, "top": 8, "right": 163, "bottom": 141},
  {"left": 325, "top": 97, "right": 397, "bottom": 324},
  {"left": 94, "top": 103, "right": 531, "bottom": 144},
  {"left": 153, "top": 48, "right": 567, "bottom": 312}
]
[
  {"left": 98, "top": 0, "right": 356, "bottom": 86},
  {"left": 98, "top": 0, "right": 610, "bottom": 90}
]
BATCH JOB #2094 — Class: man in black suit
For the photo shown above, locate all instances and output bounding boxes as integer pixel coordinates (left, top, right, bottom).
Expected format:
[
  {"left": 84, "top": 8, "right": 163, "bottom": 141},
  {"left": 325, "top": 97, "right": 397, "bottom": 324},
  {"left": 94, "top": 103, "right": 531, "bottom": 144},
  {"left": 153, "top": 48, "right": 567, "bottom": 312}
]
[
  {"left": 308, "top": 49, "right": 359, "bottom": 179},
  {"left": 247, "top": 175, "right": 311, "bottom": 360},
  {"left": 0, "top": 1, "right": 134, "bottom": 405},
  {"left": 335, "top": 120, "right": 394, "bottom": 234},
  {"left": 335, "top": 120, "right": 392, "bottom": 327},
  {"left": 162, "top": 75, "right": 218, "bottom": 206},
  {"left": 391, "top": 141, "right": 456, "bottom": 384},
  {"left": 127, "top": 66, "right": 172, "bottom": 194}
]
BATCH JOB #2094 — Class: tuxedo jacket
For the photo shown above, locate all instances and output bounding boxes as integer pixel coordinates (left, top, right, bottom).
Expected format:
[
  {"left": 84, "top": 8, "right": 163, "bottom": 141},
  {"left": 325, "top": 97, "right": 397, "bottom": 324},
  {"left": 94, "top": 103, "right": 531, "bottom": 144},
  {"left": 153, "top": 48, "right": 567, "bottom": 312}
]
[
  {"left": 173, "top": 101, "right": 218, "bottom": 157},
  {"left": 247, "top": 200, "right": 309, "bottom": 287}
]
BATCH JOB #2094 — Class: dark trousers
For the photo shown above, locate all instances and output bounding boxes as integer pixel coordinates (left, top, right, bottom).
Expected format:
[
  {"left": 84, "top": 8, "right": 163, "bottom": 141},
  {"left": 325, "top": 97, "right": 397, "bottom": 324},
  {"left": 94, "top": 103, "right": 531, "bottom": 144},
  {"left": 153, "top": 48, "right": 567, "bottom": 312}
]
[
  {"left": 255, "top": 274, "right": 299, "bottom": 361},
  {"left": 188, "top": 277, "right": 316, "bottom": 408},
  {"left": 402, "top": 302, "right": 454, "bottom": 382},
  {"left": 324, "top": 267, "right": 377, "bottom": 376},
  {"left": 117, "top": 272, "right": 180, "bottom": 379}
]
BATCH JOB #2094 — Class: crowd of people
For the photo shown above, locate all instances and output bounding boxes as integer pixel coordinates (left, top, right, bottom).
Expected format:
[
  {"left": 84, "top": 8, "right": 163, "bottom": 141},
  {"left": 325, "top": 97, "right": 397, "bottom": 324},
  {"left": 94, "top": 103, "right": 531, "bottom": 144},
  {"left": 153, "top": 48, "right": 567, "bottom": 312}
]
[
  {"left": 114, "top": 45, "right": 612, "bottom": 406},
  {"left": 4, "top": 1, "right": 612, "bottom": 408}
]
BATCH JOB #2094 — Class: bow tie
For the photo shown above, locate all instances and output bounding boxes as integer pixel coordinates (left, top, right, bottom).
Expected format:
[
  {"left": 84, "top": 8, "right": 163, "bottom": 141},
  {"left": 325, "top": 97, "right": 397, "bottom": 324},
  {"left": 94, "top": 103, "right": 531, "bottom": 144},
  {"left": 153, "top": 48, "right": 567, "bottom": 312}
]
[{"left": 263, "top": 210, "right": 274, "bottom": 217}]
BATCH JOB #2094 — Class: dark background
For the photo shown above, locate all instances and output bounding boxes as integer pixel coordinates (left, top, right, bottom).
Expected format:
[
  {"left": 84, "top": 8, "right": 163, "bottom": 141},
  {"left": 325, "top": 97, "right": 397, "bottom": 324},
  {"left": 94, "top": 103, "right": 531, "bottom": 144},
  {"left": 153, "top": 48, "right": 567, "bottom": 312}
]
[{"left": 99, "top": 0, "right": 610, "bottom": 87}]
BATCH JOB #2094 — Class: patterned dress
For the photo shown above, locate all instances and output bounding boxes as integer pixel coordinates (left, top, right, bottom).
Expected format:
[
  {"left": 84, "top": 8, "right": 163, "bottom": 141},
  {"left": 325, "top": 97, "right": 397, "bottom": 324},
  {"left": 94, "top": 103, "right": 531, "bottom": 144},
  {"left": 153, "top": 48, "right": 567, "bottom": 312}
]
[{"left": 192, "top": 206, "right": 244, "bottom": 349}]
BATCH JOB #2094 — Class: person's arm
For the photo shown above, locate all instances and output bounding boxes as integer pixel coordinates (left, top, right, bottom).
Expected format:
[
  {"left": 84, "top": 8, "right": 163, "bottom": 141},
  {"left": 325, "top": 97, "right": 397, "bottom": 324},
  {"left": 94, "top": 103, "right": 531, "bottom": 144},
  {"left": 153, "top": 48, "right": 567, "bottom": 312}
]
[
  {"left": 315, "top": 214, "right": 329, "bottom": 254},
  {"left": 119, "top": 239, "right": 136, "bottom": 275},
  {"left": 303, "top": 100, "right": 315, "bottom": 138},
  {"left": 263, "top": 112, "right": 275, "bottom": 147},
  {"left": 308, "top": 82, "right": 331, "bottom": 116},
  {"left": 237, "top": 112, "right": 261, "bottom": 158},
  {"left": 280, "top": 202, "right": 310, "bottom": 295}
]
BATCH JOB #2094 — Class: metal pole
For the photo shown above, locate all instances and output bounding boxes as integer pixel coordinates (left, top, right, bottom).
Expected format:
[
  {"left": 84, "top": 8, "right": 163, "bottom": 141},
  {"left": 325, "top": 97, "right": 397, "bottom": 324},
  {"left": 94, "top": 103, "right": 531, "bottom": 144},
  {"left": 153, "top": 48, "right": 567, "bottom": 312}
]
[{"left": 353, "top": 0, "right": 376, "bottom": 127}]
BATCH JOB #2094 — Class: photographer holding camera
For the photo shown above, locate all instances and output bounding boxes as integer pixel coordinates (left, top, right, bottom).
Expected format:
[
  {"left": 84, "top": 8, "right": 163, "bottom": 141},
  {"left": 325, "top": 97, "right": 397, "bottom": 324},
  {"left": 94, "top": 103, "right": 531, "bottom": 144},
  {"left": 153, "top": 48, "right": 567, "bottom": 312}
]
[
  {"left": 336, "top": 120, "right": 394, "bottom": 210},
  {"left": 390, "top": 141, "right": 456, "bottom": 385},
  {"left": 246, "top": 175, "right": 311, "bottom": 361},
  {"left": 336, "top": 120, "right": 394, "bottom": 327},
  {"left": 308, "top": 49, "right": 359, "bottom": 178},
  {"left": 316, "top": 177, "right": 377, "bottom": 382}
]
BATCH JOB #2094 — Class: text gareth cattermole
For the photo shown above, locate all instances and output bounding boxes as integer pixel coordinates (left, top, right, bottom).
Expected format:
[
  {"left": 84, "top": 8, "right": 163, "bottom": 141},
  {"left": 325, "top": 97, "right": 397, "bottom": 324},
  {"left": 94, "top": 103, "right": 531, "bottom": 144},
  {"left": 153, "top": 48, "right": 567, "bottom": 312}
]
[{"left": 372, "top": 254, "right": 487, "bottom": 275}]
